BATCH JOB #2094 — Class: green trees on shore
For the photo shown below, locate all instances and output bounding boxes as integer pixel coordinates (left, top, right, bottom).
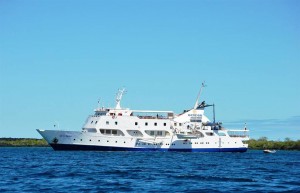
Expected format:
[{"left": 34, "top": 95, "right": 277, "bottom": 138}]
[
  {"left": 0, "top": 138, "right": 48, "bottom": 147},
  {"left": 248, "top": 137, "right": 300, "bottom": 150}
]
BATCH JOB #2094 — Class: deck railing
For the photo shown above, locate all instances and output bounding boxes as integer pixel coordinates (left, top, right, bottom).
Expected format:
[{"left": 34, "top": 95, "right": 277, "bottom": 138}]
[{"left": 228, "top": 129, "right": 249, "bottom": 138}]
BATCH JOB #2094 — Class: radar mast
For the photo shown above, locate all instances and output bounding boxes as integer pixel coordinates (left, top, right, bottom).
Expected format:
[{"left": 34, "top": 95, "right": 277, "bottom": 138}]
[
  {"left": 115, "top": 88, "right": 126, "bottom": 109},
  {"left": 194, "top": 82, "right": 206, "bottom": 109}
]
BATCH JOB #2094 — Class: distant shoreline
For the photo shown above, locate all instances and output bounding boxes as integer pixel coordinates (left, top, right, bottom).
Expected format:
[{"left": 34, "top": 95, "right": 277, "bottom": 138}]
[
  {"left": 0, "top": 138, "right": 49, "bottom": 147},
  {"left": 0, "top": 138, "right": 299, "bottom": 150},
  {"left": 248, "top": 138, "right": 300, "bottom": 151}
]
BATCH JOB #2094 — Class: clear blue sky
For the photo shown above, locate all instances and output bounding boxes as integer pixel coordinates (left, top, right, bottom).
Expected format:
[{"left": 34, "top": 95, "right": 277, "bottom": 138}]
[{"left": 1, "top": 0, "right": 299, "bottom": 140}]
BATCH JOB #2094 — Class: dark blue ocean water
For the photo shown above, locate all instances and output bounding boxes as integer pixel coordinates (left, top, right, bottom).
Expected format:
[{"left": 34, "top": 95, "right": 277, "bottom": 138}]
[{"left": 0, "top": 148, "right": 299, "bottom": 193}]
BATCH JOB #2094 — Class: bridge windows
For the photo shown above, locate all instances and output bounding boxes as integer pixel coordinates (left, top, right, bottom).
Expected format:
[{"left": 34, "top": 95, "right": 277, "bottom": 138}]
[{"left": 98, "top": 129, "right": 125, "bottom": 136}]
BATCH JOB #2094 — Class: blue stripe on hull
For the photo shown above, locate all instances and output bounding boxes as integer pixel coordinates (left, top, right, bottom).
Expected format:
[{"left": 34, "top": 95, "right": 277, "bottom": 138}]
[{"left": 50, "top": 144, "right": 247, "bottom": 153}]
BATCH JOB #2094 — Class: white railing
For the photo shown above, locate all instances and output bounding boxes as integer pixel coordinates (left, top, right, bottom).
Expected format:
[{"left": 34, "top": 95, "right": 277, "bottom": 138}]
[{"left": 228, "top": 129, "right": 249, "bottom": 138}]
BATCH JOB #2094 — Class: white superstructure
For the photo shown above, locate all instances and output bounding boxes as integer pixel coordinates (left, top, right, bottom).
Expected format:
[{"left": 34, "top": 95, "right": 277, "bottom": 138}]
[{"left": 37, "top": 86, "right": 249, "bottom": 152}]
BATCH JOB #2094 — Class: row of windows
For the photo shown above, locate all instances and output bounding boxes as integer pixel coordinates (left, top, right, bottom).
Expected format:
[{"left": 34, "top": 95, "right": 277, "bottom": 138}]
[
  {"left": 100, "top": 121, "right": 168, "bottom": 126},
  {"left": 174, "top": 123, "right": 182, "bottom": 126},
  {"left": 149, "top": 131, "right": 163, "bottom": 136},
  {"left": 100, "top": 129, "right": 118, "bottom": 135},
  {"left": 136, "top": 142, "right": 213, "bottom": 146},
  {"left": 135, "top": 122, "right": 167, "bottom": 126},
  {"left": 90, "top": 120, "right": 187, "bottom": 127},
  {"left": 91, "top": 120, "right": 119, "bottom": 125},
  {"left": 182, "top": 142, "right": 210, "bottom": 145},
  {"left": 105, "top": 121, "right": 118, "bottom": 125},
  {"left": 74, "top": 138, "right": 127, "bottom": 143}
]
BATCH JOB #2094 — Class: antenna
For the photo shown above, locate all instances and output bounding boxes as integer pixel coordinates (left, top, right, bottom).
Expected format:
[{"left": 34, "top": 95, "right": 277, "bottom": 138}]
[
  {"left": 115, "top": 88, "right": 126, "bottom": 109},
  {"left": 97, "top": 98, "right": 100, "bottom": 109},
  {"left": 213, "top": 104, "right": 215, "bottom": 123},
  {"left": 194, "top": 82, "right": 206, "bottom": 109}
]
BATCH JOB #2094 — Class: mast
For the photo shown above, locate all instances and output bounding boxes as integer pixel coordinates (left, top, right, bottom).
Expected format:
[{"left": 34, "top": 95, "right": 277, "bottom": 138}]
[
  {"left": 115, "top": 88, "right": 126, "bottom": 109},
  {"left": 193, "top": 82, "right": 206, "bottom": 109},
  {"left": 213, "top": 104, "right": 215, "bottom": 123},
  {"left": 97, "top": 98, "right": 100, "bottom": 109}
]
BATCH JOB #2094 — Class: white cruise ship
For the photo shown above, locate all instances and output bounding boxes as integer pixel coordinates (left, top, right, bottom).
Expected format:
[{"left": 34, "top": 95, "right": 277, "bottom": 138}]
[{"left": 37, "top": 85, "right": 249, "bottom": 152}]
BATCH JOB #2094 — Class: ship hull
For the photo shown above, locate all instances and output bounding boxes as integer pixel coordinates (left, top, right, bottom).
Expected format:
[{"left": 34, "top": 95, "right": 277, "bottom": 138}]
[{"left": 49, "top": 143, "right": 247, "bottom": 152}]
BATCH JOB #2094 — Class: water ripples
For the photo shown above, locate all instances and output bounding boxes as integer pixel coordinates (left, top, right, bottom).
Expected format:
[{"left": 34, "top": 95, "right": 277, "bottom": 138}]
[{"left": 0, "top": 148, "right": 299, "bottom": 192}]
